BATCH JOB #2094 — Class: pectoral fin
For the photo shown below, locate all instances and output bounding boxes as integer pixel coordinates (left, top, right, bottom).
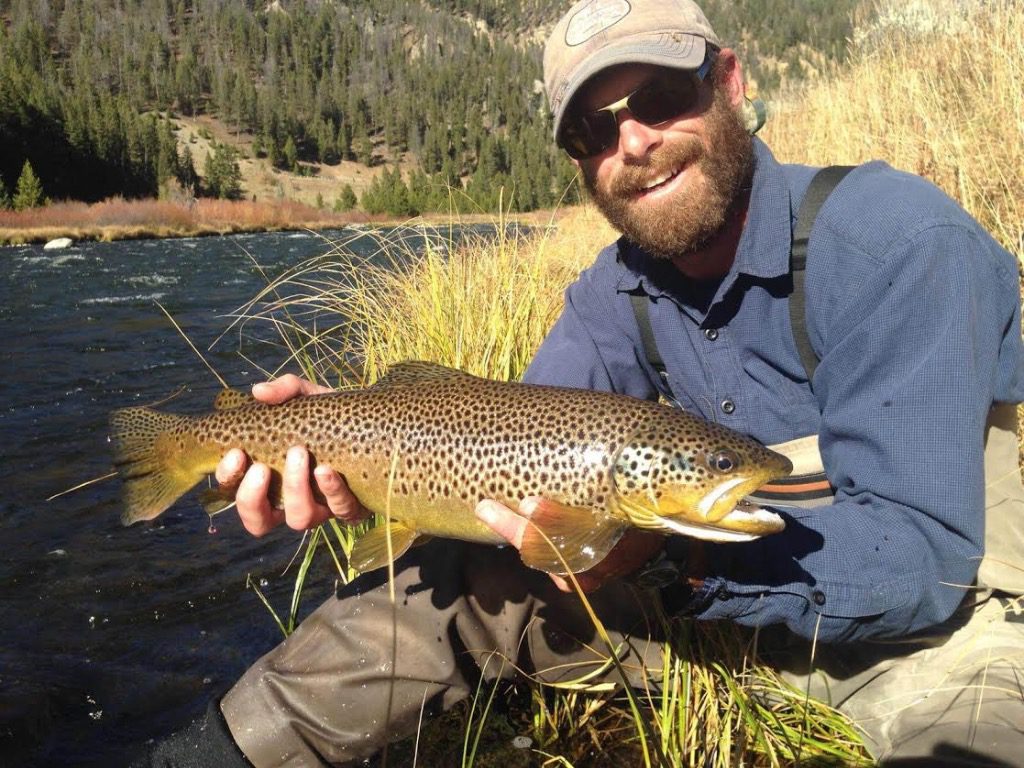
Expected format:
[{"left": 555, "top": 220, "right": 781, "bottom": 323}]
[
  {"left": 518, "top": 498, "right": 626, "bottom": 575},
  {"left": 349, "top": 520, "right": 419, "bottom": 574},
  {"left": 198, "top": 486, "right": 236, "bottom": 515}
]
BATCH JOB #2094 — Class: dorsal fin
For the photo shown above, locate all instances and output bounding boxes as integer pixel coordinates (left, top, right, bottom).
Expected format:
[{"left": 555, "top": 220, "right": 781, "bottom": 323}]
[
  {"left": 213, "top": 388, "right": 256, "bottom": 410},
  {"left": 373, "top": 361, "right": 474, "bottom": 388}
]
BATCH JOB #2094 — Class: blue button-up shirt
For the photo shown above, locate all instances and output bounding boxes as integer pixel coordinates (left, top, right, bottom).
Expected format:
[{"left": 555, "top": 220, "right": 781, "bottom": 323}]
[{"left": 524, "top": 139, "right": 1024, "bottom": 643}]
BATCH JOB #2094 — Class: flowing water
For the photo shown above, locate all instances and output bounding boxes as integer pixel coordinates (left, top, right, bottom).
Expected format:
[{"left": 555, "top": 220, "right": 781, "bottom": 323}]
[{"left": 0, "top": 227, "right": 457, "bottom": 765}]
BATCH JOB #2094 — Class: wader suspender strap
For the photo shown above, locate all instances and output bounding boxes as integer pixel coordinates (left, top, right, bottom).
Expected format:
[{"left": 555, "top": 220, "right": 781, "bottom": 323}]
[
  {"left": 629, "top": 165, "right": 855, "bottom": 397},
  {"left": 789, "top": 165, "right": 855, "bottom": 382},
  {"left": 629, "top": 291, "right": 670, "bottom": 391}
]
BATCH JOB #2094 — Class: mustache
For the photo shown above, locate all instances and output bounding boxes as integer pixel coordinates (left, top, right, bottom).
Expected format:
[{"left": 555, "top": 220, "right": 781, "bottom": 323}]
[{"left": 608, "top": 138, "right": 703, "bottom": 197}]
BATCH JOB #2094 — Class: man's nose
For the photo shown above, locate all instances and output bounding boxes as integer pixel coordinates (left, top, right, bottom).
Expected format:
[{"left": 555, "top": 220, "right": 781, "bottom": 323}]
[{"left": 616, "top": 114, "right": 662, "bottom": 160}]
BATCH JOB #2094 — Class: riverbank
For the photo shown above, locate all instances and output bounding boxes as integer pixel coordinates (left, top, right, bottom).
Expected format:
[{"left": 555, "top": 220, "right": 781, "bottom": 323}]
[{"left": 0, "top": 195, "right": 569, "bottom": 246}]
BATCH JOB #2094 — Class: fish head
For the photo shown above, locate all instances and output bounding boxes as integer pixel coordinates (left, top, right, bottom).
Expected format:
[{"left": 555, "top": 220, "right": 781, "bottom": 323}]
[{"left": 611, "top": 412, "right": 793, "bottom": 543}]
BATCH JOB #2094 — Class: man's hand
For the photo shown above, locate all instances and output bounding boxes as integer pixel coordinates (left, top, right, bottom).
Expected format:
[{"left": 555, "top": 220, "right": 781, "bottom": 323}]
[
  {"left": 476, "top": 497, "right": 664, "bottom": 593},
  {"left": 215, "top": 374, "right": 370, "bottom": 536}
]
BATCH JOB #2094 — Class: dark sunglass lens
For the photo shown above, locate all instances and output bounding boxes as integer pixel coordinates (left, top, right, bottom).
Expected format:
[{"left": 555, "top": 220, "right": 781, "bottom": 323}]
[
  {"left": 561, "top": 111, "right": 618, "bottom": 159},
  {"left": 559, "top": 73, "right": 703, "bottom": 159},
  {"left": 630, "top": 78, "right": 699, "bottom": 125}
]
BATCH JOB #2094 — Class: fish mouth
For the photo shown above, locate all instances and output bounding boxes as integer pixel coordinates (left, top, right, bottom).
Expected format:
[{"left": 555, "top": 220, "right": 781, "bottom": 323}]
[
  {"left": 656, "top": 498, "right": 785, "bottom": 542},
  {"left": 653, "top": 462, "right": 791, "bottom": 541},
  {"left": 615, "top": 488, "right": 786, "bottom": 542}
]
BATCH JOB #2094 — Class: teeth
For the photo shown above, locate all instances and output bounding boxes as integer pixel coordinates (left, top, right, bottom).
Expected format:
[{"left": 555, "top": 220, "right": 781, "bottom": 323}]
[{"left": 642, "top": 168, "right": 679, "bottom": 191}]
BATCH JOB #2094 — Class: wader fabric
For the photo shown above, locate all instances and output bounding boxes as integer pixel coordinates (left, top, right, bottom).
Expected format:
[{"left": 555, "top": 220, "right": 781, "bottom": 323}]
[{"left": 220, "top": 540, "right": 668, "bottom": 766}]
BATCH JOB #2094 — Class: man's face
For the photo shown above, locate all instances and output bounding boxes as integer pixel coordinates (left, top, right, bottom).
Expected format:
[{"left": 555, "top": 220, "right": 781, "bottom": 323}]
[{"left": 572, "top": 57, "right": 754, "bottom": 261}]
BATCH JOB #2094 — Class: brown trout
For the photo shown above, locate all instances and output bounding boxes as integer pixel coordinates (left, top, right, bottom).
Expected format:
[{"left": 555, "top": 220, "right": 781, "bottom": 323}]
[{"left": 110, "top": 362, "right": 792, "bottom": 574}]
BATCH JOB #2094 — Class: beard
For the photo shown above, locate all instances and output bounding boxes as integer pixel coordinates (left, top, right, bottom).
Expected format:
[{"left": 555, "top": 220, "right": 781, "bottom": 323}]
[{"left": 581, "top": 86, "right": 755, "bottom": 260}]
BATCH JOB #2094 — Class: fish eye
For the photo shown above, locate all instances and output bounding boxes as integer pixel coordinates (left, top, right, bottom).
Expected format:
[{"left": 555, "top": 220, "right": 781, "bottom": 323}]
[{"left": 707, "top": 449, "right": 740, "bottom": 474}]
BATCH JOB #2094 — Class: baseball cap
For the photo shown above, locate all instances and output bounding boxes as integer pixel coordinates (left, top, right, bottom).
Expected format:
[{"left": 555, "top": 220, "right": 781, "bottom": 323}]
[{"left": 544, "top": 0, "right": 721, "bottom": 141}]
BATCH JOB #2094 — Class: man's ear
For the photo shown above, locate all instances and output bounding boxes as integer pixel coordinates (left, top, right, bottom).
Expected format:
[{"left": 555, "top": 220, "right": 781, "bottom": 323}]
[{"left": 716, "top": 49, "right": 746, "bottom": 109}]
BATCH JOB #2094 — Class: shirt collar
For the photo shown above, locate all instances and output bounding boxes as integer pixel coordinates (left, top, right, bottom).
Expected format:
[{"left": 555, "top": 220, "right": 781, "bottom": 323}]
[{"left": 615, "top": 138, "right": 794, "bottom": 298}]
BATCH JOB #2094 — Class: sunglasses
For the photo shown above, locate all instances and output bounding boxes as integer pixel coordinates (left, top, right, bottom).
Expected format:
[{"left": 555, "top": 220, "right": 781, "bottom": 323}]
[{"left": 558, "top": 52, "right": 717, "bottom": 160}]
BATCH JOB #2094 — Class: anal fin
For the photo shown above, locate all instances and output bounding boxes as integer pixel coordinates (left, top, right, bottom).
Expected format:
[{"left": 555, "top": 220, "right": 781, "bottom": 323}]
[
  {"left": 349, "top": 520, "right": 419, "bottom": 574},
  {"left": 518, "top": 499, "right": 626, "bottom": 575}
]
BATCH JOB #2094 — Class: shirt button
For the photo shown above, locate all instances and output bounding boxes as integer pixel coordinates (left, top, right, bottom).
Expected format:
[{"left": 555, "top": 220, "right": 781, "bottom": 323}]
[
  {"left": 704, "top": 328, "right": 719, "bottom": 341},
  {"left": 720, "top": 399, "right": 736, "bottom": 414},
  {"left": 812, "top": 590, "right": 826, "bottom": 606}
]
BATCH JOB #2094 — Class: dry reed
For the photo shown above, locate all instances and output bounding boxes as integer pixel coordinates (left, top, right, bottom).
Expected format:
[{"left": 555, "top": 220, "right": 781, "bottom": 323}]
[
  {"left": 761, "top": 0, "right": 1024, "bottom": 259},
  {"left": 0, "top": 196, "right": 373, "bottom": 244}
]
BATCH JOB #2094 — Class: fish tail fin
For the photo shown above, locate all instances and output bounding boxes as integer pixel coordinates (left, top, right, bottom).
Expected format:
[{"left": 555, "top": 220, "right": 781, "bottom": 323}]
[{"left": 109, "top": 407, "right": 206, "bottom": 525}]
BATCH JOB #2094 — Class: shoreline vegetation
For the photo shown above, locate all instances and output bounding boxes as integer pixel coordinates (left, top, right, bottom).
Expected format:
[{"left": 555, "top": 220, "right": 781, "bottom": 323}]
[{"left": 0, "top": 195, "right": 566, "bottom": 246}]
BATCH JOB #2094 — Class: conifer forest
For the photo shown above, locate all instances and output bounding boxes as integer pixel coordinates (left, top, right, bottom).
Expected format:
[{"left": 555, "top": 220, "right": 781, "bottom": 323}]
[{"left": 0, "top": 0, "right": 862, "bottom": 215}]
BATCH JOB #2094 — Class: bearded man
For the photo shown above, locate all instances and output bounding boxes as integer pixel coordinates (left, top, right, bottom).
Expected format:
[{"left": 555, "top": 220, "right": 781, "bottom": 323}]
[{"left": 145, "top": 1, "right": 1024, "bottom": 766}]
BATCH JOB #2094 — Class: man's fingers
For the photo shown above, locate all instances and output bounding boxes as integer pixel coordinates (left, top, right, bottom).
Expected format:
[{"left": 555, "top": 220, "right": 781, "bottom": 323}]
[
  {"left": 252, "top": 374, "right": 332, "bottom": 404},
  {"left": 281, "top": 447, "right": 331, "bottom": 531},
  {"left": 475, "top": 499, "right": 529, "bottom": 549},
  {"left": 215, "top": 448, "right": 248, "bottom": 487},
  {"left": 313, "top": 465, "right": 369, "bottom": 523},
  {"left": 235, "top": 462, "right": 284, "bottom": 537}
]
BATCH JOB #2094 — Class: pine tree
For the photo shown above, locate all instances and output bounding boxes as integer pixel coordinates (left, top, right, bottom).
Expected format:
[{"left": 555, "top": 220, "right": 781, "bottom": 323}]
[
  {"left": 336, "top": 120, "right": 352, "bottom": 161},
  {"left": 282, "top": 135, "right": 299, "bottom": 172},
  {"left": 0, "top": 175, "right": 10, "bottom": 209},
  {"left": 334, "top": 183, "right": 357, "bottom": 212},
  {"left": 203, "top": 143, "right": 242, "bottom": 199},
  {"left": 13, "top": 160, "right": 45, "bottom": 210},
  {"left": 353, "top": 130, "right": 374, "bottom": 167},
  {"left": 179, "top": 145, "right": 199, "bottom": 194}
]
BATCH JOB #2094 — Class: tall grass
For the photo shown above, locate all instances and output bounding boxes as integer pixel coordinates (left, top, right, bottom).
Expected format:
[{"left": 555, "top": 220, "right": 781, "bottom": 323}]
[
  {"left": 761, "top": 0, "right": 1024, "bottom": 259},
  {"left": 230, "top": 205, "right": 610, "bottom": 388}
]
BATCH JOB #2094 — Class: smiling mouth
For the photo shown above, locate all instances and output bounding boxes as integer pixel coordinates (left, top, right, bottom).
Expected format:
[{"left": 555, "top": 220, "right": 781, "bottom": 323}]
[{"left": 637, "top": 166, "right": 683, "bottom": 195}]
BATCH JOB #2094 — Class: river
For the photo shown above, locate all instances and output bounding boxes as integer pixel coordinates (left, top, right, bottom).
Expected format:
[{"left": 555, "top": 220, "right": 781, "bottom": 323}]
[{"left": 0, "top": 227, "right": 453, "bottom": 765}]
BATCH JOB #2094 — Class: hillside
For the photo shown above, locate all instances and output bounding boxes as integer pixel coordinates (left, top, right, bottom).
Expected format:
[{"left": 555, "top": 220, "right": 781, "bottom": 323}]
[{"left": 0, "top": 0, "right": 868, "bottom": 214}]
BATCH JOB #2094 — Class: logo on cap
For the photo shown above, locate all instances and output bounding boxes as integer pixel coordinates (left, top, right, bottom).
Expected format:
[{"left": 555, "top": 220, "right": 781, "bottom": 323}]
[{"left": 565, "top": 0, "right": 632, "bottom": 47}]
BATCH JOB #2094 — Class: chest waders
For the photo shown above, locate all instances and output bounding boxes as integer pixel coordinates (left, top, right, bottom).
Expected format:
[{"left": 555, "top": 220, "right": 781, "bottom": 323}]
[{"left": 630, "top": 165, "right": 1024, "bottom": 764}]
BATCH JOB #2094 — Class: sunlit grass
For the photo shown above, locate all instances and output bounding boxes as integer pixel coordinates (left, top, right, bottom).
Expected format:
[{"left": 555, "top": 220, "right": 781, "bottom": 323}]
[{"left": 761, "top": 0, "right": 1024, "bottom": 260}]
